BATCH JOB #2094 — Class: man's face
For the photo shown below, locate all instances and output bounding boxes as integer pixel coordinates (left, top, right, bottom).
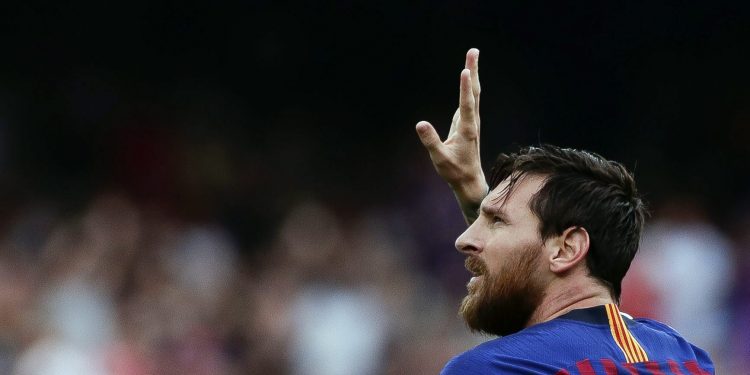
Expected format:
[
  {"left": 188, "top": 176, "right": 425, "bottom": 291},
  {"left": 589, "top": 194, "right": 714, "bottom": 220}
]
[{"left": 455, "top": 174, "right": 549, "bottom": 336}]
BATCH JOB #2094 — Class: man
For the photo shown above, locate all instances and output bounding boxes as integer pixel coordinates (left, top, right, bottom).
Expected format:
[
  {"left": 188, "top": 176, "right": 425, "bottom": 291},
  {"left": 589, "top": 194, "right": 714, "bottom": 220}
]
[{"left": 415, "top": 48, "right": 714, "bottom": 374}]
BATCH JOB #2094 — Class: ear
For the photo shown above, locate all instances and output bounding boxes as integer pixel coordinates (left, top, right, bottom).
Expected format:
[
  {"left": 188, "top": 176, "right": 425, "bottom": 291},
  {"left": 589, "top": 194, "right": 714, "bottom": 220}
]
[{"left": 548, "top": 226, "right": 590, "bottom": 274}]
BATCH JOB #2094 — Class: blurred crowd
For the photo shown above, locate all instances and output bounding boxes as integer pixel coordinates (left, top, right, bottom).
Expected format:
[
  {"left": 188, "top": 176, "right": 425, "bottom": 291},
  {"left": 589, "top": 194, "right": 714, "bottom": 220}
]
[
  {"left": 0, "top": 162, "right": 748, "bottom": 374},
  {"left": 0, "top": 181, "right": 477, "bottom": 375}
]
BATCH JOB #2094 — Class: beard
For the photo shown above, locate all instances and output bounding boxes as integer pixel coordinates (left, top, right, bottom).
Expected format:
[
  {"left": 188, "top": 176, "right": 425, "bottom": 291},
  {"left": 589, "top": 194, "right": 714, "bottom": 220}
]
[{"left": 459, "top": 244, "right": 545, "bottom": 337}]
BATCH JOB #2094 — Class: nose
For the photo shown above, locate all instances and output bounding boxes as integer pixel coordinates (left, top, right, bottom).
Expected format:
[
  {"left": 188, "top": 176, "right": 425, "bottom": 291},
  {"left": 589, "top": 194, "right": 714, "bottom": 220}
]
[{"left": 455, "top": 223, "right": 482, "bottom": 255}]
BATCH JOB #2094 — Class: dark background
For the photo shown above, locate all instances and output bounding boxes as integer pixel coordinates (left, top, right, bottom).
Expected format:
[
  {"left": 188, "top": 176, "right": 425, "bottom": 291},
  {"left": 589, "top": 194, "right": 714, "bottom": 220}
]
[{"left": 2, "top": 1, "right": 749, "bottom": 250}]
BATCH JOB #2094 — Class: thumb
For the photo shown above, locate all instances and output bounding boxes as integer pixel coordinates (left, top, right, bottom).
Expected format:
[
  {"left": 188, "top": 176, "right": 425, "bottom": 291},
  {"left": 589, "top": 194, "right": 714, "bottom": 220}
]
[{"left": 416, "top": 121, "right": 443, "bottom": 152}]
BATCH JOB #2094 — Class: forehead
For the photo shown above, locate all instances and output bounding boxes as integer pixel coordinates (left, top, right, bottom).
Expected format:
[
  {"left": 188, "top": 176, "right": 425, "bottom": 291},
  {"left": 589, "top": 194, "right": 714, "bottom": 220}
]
[{"left": 483, "top": 174, "right": 546, "bottom": 215}]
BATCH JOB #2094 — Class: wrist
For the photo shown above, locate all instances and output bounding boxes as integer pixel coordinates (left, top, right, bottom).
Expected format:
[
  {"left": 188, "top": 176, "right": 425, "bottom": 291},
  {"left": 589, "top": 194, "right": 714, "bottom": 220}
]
[{"left": 449, "top": 175, "right": 489, "bottom": 205}]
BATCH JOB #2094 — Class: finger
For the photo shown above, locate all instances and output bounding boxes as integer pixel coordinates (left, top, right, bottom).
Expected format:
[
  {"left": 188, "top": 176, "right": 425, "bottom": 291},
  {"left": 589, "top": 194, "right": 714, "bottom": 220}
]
[
  {"left": 416, "top": 121, "right": 445, "bottom": 153},
  {"left": 466, "top": 48, "right": 481, "bottom": 99},
  {"left": 448, "top": 109, "right": 460, "bottom": 137},
  {"left": 459, "top": 69, "right": 476, "bottom": 126},
  {"left": 466, "top": 49, "right": 481, "bottom": 128}
]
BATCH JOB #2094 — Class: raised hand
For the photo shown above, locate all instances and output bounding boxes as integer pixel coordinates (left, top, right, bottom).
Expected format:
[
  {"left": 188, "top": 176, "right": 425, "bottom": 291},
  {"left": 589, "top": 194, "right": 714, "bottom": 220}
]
[{"left": 416, "top": 48, "right": 488, "bottom": 224}]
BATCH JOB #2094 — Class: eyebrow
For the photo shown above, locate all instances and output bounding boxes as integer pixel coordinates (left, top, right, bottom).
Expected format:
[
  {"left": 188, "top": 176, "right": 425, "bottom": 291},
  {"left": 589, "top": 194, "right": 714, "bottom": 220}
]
[{"left": 480, "top": 204, "right": 509, "bottom": 221}]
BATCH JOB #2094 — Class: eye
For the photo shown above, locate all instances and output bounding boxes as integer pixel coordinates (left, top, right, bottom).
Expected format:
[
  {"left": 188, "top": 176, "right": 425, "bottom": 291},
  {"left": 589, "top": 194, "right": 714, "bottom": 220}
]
[{"left": 492, "top": 216, "right": 506, "bottom": 225}]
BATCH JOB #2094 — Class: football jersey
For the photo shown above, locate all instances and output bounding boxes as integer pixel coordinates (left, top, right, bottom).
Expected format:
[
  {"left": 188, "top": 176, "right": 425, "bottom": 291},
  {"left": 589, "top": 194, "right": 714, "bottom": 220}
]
[{"left": 441, "top": 304, "right": 713, "bottom": 374}]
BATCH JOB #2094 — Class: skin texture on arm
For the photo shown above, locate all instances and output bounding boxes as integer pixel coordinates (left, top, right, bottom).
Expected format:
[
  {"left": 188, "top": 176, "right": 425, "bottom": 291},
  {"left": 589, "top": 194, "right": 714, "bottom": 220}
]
[{"left": 416, "top": 48, "right": 489, "bottom": 225}]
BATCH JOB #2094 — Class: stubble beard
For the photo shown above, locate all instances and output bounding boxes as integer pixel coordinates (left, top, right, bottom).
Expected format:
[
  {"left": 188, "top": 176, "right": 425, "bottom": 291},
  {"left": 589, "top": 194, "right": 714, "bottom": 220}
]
[{"left": 459, "top": 245, "right": 546, "bottom": 337}]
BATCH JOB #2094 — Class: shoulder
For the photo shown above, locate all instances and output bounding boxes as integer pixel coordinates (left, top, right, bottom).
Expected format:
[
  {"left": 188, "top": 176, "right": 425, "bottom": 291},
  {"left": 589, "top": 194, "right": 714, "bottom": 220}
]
[
  {"left": 440, "top": 321, "right": 580, "bottom": 374},
  {"left": 440, "top": 346, "right": 563, "bottom": 375},
  {"left": 633, "top": 317, "right": 681, "bottom": 334},
  {"left": 632, "top": 317, "right": 701, "bottom": 349},
  {"left": 440, "top": 348, "right": 491, "bottom": 375},
  {"left": 631, "top": 317, "right": 714, "bottom": 367}
]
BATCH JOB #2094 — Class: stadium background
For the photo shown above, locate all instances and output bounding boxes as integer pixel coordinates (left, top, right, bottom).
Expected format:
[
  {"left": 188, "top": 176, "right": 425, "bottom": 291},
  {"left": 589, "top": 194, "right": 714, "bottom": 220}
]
[{"left": 0, "top": 1, "right": 748, "bottom": 374}]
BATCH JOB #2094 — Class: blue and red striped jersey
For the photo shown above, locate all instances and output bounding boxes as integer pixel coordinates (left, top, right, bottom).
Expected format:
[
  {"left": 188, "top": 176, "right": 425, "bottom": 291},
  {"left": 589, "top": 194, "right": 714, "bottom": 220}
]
[{"left": 441, "top": 304, "right": 713, "bottom": 374}]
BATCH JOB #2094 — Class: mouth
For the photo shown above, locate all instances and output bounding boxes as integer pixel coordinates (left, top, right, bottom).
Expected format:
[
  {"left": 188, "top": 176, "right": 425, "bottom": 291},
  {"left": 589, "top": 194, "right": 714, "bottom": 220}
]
[
  {"left": 465, "top": 257, "right": 486, "bottom": 292},
  {"left": 467, "top": 275, "right": 482, "bottom": 288},
  {"left": 465, "top": 256, "right": 486, "bottom": 277}
]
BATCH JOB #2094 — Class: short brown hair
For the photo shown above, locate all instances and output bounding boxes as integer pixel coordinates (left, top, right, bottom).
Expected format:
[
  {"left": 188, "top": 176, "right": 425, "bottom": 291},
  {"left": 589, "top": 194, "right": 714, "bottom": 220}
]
[{"left": 489, "top": 145, "right": 647, "bottom": 301}]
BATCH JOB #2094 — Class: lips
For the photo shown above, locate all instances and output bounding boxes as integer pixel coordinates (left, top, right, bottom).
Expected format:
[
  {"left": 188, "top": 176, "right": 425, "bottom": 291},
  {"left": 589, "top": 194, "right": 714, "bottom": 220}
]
[
  {"left": 465, "top": 256, "right": 487, "bottom": 276},
  {"left": 465, "top": 275, "right": 481, "bottom": 291}
]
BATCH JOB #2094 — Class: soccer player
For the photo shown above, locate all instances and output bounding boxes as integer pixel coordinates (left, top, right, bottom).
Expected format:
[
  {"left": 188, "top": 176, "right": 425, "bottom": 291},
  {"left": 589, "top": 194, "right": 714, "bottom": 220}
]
[{"left": 415, "top": 48, "right": 714, "bottom": 374}]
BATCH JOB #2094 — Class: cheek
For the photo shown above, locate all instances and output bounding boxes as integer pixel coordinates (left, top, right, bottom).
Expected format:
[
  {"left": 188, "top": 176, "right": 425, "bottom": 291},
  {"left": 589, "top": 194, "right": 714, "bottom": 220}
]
[
  {"left": 483, "top": 235, "right": 543, "bottom": 271},
  {"left": 482, "top": 235, "right": 522, "bottom": 257},
  {"left": 481, "top": 247, "right": 505, "bottom": 275}
]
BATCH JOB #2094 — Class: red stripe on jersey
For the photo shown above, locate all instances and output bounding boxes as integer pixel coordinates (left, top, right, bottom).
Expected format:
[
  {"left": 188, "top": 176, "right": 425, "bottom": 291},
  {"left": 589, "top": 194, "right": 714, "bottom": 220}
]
[
  {"left": 554, "top": 370, "right": 570, "bottom": 375},
  {"left": 645, "top": 361, "right": 665, "bottom": 375},
  {"left": 684, "top": 361, "right": 709, "bottom": 375},
  {"left": 600, "top": 359, "right": 618, "bottom": 375},
  {"left": 667, "top": 360, "right": 685, "bottom": 375},
  {"left": 576, "top": 359, "right": 595, "bottom": 374},
  {"left": 623, "top": 362, "right": 640, "bottom": 375}
]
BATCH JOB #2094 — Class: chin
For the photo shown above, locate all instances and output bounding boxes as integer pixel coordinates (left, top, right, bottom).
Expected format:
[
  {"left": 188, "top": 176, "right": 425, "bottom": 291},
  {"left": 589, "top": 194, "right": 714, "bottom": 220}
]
[{"left": 459, "top": 248, "right": 545, "bottom": 336}]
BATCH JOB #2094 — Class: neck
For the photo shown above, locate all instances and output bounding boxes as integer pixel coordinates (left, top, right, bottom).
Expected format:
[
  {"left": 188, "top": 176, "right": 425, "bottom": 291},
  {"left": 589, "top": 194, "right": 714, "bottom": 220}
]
[{"left": 527, "top": 278, "right": 614, "bottom": 326}]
